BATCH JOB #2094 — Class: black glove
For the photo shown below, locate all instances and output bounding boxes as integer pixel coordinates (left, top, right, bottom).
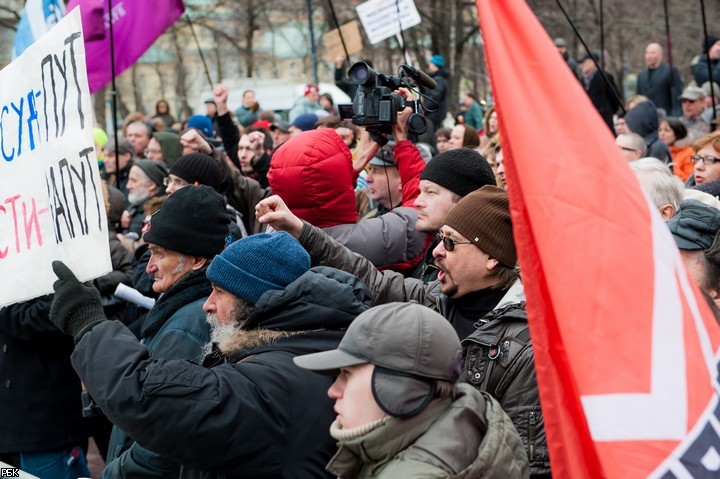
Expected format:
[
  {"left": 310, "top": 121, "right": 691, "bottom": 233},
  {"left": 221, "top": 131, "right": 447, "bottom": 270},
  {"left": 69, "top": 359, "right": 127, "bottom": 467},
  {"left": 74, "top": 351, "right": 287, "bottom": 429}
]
[{"left": 50, "top": 261, "right": 107, "bottom": 341}]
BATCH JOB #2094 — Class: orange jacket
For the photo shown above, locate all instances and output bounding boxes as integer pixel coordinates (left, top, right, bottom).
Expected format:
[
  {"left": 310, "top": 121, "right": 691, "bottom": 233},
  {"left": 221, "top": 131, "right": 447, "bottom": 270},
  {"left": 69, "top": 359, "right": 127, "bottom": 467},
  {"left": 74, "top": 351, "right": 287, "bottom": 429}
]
[{"left": 669, "top": 144, "right": 694, "bottom": 182}]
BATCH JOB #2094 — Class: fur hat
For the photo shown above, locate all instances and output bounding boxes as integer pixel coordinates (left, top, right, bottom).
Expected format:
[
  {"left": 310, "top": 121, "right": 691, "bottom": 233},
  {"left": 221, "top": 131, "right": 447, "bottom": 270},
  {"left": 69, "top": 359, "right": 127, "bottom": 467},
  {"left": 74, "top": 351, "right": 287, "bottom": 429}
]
[
  {"left": 420, "top": 148, "right": 495, "bottom": 197},
  {"left": 444, "top": 186, "right": 516, "bottom": 267},
  {"left": 143, "top": 185, "right": 230, "bottom": 258},
  {"left": 206, "top": 232, "right": 311, "bottom": 305}
]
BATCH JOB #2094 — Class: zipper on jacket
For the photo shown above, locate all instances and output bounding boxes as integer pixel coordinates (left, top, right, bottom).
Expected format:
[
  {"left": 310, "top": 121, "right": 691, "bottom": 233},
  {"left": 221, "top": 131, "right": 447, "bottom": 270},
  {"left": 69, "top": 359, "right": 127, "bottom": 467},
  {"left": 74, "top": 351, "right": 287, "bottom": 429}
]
[{"left": 528, "top": 410, "right": 536, "bottom": 460}]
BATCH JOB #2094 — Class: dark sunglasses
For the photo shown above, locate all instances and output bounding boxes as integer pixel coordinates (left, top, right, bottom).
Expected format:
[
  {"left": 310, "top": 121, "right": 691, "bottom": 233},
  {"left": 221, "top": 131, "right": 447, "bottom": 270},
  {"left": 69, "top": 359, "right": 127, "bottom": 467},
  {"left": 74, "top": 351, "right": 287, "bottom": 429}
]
[{"left": 437, "top": 233, "right": 473, "bottom": 251}]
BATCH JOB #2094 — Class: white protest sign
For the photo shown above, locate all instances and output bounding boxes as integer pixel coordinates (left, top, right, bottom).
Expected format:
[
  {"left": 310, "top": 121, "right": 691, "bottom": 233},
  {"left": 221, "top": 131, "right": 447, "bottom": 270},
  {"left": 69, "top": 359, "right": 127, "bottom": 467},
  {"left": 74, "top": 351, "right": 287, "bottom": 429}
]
[
  {"left": 355, "top": 0, "right": 422, "bottom": 45},
  {"left": 0, "top": 7, "right": 111, "bottom": 308}
]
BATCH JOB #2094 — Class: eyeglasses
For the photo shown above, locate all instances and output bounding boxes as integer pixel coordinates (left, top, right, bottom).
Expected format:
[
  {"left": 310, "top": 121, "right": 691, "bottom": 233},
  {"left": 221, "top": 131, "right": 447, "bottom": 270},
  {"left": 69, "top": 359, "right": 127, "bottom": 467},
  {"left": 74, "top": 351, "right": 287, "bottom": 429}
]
[
  {"left": 437, "top": 233, "right": 473, "bottom": 251},
  {"left": 163, "top": 176, "right": 189, "bottom": 188},
  {"left": 691, "top": 155, "right": 720, "bottom": 166}
]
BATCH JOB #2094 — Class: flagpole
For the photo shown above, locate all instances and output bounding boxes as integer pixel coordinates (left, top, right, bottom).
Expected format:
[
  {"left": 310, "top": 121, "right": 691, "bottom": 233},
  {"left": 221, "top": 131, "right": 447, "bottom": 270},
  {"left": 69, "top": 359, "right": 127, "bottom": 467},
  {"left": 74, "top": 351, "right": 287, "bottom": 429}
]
[
  {"left": 185, "top": 14, "right": 214, "bottom": 90},
  {"left": 700, "top": 0, "right": 717, "bottom": 122},
  {"left": 599, "top": 0, "right": 604, "bottom": 71},
  {"left": 662, "top": 0, "right": 674, "bottom": 82},
  {"left": 108, "top": 0, "right": 120, "bottom": 189},
  {"left": 554, "top": 0, "right": 625, "bottom": 115},
  {"left": 306, "top": 0, "right": 319, "bottom": 86},
  {"left": 326, "top": 0, "right": 351, "bottom": 67}
]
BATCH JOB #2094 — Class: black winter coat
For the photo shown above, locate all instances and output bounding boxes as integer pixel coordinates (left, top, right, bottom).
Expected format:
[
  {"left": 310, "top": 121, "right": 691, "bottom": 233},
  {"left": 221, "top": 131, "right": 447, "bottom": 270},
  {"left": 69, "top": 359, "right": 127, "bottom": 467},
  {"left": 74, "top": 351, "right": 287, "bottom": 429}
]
[
  {"left": 71, "top": 267, "right": 373, "bottom": 478},
  {"left": 636, "top": 63, "right": 683, "bottom": 117},
  {"left": 0, "top": 296, "right": 88, "bottom": 452},
  {"left": 422, "top": 68, "right": 450, "bottom": 131},
  {"left": 624, "top": 100, "right": 672, "bottom": 166},
  {"left": 692, "top": 54, "right": 720, "bottom": 86},
  {"left": 461, "top": 302, "right": 549, "bottom": 478},
  {"left": 583, "top": 69, "right": 621, "bottom": 134}
]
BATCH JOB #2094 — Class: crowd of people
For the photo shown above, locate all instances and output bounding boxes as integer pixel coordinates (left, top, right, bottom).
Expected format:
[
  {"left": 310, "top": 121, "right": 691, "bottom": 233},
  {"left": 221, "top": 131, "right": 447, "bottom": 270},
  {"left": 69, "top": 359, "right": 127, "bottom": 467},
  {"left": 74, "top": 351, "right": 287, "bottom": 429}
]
[{"left": 2, "top": 35, "right": 720, "bottom": 479}]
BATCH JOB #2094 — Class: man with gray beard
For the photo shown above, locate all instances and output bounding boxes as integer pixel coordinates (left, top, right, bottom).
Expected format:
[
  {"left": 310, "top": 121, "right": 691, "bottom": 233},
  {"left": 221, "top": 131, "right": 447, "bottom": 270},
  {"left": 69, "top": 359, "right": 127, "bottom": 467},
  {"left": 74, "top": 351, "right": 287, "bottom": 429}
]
[
  {"left": 122, "top": 159, "right": 169, "bottom": 237},
  {"left": 103, "top": 185, "right": 231, "bottom": 478},
  {"left": 49, "top": 231, "right": 372, "bottom": 478}
]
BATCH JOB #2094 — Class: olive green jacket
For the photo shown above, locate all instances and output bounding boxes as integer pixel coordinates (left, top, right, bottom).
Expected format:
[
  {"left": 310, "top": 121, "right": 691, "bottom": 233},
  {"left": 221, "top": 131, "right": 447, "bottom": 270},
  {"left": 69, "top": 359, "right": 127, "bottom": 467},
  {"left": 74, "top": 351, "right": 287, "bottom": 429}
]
[{"left": 326, "top": 385, "right": 529, "bottom": 479}]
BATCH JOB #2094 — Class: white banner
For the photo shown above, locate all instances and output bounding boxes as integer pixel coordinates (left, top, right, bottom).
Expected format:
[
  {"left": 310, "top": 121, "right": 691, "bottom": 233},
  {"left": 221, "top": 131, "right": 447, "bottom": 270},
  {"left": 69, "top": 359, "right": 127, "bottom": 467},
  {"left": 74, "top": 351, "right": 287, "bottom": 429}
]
[
  {"left": 355, "top": 0, "right": 422, "bottom": 45},
  {"left": 0, "top": 8, "right": 111, "bottom": 308}
]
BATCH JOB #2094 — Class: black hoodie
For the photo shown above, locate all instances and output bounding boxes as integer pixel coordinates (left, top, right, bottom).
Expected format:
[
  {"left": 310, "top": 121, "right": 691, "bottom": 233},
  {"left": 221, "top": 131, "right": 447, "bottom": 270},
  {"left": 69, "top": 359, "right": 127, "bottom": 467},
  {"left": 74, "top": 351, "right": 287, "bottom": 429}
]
[{"left": 624, "top": 100, "right": 672, "bottom": 166}]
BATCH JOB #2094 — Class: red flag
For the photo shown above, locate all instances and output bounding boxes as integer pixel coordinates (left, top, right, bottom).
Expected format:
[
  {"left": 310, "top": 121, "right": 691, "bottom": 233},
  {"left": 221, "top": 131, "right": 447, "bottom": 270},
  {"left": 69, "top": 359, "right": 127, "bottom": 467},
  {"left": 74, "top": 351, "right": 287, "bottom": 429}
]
[{"left": 476, "top": 1, "right": 720, "bottom": 477}]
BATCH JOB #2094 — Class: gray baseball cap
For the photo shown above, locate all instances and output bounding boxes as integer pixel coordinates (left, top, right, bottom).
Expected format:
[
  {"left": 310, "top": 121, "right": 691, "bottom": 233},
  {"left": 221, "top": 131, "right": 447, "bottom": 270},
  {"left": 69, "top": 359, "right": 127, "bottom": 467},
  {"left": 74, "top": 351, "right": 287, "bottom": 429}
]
[
  {"left": 679, "top": 86, "right": 706, "bottom": 101},
  {"left": 368, "top": 142, "right": 395, "bottom": 167},
  {"left": 294, "top": 302, "right": 462, "bottom": 417},
  {"left": 667, "top": 199, "right": 720, "bottom": 250}
]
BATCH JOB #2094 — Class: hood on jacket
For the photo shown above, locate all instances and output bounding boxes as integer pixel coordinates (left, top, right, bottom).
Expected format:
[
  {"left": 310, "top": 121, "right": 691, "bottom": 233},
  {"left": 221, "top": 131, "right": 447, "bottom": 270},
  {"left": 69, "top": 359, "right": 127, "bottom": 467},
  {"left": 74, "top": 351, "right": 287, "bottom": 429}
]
[
  {"left": 625, "top": 100, "right": 659, "bottom": 141},
  {"left": 245, "top": 266, "right": 373, "bottom": 331},
  {"left": 431, "top": 68, "right": 450, "bottom": 80},
  {"left": 153, "top": 131, "right": 183, "bottom": 168},
  {"left": 268, "top": 129, "right": 358, "bottom": 228}
]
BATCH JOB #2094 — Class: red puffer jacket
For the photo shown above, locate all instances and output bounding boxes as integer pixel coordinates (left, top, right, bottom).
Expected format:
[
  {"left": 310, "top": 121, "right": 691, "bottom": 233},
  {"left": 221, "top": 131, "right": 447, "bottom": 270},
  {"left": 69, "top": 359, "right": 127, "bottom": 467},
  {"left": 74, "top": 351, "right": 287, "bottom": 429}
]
[{"left": 268, "top": 129, "right": 358, "bottom": 228}]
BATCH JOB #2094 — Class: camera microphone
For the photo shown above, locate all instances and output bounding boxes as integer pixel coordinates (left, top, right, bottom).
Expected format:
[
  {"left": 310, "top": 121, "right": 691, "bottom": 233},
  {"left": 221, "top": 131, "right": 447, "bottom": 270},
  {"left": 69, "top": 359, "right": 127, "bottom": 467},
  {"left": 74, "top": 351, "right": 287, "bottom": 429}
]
[{"left": 400, "top": 64, "right": 437, "bottom": 90}]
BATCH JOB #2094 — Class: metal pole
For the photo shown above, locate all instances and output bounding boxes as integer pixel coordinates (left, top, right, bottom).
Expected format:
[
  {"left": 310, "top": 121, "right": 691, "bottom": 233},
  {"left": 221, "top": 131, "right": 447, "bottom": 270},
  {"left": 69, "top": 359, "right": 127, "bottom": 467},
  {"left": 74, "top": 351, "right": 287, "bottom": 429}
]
[
  {"left": 555, "top": 0, "right": 625, "bottom": 115},
  {"left": 307, "top": 0, "right": 319, "bottom": 86},
  {"left": 108, "top": 0, "right": 120, "bottom": 188},
  {"left": 700, "top": 0, "right": 717, "bottom": 122}
]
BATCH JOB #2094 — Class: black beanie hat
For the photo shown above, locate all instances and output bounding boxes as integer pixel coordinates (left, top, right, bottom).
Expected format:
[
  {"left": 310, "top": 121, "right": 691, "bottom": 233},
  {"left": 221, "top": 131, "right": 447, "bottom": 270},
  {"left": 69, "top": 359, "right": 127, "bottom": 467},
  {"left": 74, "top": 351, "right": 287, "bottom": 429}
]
[
  {"left": 170, "top": 153, "right": 223, "bottom": 192},
  {"left": 143, "top": 185, "right": 230, "bottom": 258},
  {"left": 134, "top": 159, "right": 169, "bottom": 188},
  {"left": 420, "top": 149, "right": 495, "bottom": 197}
]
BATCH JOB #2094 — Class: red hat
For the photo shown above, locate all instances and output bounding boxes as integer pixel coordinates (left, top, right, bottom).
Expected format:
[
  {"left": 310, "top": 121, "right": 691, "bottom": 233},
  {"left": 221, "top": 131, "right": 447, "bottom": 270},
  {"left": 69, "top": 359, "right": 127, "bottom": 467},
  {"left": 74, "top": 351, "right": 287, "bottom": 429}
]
[
  {"left": 304, "top": 84, "right": 319, "bottom": 96},
  {"left": 252, "top": 119, "right": 271, "bottom": 130}
]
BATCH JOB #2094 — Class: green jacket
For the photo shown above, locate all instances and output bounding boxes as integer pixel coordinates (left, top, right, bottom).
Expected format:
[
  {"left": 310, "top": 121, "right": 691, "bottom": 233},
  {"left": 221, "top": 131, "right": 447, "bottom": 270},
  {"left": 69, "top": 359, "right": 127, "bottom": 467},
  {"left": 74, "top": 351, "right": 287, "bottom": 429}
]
[
  {"left": 326, "top": 385, "right": 529, "bottom": 478},
  {"left": 463, "top": 101, "right": 484, "bottom": 131}
]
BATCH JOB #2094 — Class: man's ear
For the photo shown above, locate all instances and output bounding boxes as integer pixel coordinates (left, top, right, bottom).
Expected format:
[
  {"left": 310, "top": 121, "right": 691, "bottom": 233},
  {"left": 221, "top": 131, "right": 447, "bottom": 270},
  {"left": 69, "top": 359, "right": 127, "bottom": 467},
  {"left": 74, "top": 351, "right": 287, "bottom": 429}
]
[
  {"left": 486, "top": 258, "right": 500, "bottom": 272},
  {"left": 659, "top": 203, "right": 676, "bottom": 220},
  {"left": 191, "top": 257, "right": 209, "bottom": 270}
]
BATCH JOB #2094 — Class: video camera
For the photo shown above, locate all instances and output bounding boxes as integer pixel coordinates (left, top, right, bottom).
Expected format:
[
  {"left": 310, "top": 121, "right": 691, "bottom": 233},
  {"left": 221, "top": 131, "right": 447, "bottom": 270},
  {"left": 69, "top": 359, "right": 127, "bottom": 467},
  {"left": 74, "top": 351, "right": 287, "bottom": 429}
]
[{"left": 339, "top": 62, "right": 437, "bottom": 136}]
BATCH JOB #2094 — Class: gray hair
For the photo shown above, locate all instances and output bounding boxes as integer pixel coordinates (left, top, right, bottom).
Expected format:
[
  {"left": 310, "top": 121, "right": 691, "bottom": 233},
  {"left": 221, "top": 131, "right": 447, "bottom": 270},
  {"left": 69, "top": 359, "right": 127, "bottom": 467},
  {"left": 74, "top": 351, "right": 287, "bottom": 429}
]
[
  {"left": 617, "top": 132, "right": 646, "bottom": 153},
  {"left": 630, "top": 157, "right": 684, "bottom": 212}
]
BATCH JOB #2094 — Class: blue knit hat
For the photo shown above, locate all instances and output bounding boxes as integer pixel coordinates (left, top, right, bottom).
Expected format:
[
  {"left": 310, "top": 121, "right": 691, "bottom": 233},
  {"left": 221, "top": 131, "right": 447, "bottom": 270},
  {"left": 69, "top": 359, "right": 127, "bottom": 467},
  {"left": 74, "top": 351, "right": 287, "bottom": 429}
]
[
  {"left": 206, "top": 231, "right": 311, "bottom": 304},
  {"left": 291, "top": 113, "right": 318, "bottom": 132},
  {"left": 429, "top": 55, "right": 445, "bottom": 68},
  {"left": 188, "top": 115, "right": 214, "bottom": 138}
]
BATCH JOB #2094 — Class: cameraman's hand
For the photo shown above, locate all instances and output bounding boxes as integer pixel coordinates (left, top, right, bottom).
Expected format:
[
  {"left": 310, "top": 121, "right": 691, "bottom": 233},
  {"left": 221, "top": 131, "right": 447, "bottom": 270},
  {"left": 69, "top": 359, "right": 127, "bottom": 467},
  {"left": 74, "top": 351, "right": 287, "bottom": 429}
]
[
  {"left": 392, "top": 87, "right": 415, "bottom": 142},
  {"left": 50, "top": 261, "right": 107, "bottom": 342},
  {"left": 255, "top": 195, "right": 304, "bottom": 238},
  {"left": 352, "top": 128, "right": 380, "bottom": 173},
  {"left": 213, "top": 84, "right": 230, "bottom": 116}
]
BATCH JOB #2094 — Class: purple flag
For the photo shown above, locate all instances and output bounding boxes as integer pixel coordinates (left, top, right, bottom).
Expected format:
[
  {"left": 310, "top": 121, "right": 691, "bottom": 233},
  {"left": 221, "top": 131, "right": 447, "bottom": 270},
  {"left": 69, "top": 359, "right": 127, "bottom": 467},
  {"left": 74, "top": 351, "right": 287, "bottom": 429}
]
[{"left": 66, "top": 0, "right": 185, "bottom": 93}]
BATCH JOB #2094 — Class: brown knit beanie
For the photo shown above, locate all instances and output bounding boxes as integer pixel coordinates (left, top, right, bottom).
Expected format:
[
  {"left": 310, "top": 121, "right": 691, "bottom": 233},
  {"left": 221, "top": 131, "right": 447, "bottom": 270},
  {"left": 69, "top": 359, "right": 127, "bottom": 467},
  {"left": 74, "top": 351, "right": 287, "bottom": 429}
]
[{"left": 443, "top": 185, "right": 516, "bottom": 267}]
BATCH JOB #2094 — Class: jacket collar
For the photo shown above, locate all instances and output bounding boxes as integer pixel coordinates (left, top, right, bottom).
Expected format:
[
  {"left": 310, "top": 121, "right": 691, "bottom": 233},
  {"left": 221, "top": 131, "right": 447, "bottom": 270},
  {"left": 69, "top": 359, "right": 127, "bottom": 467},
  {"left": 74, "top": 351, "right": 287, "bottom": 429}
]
[{"left": 326, "top": 398, "right": 451, "bottom": 477}]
